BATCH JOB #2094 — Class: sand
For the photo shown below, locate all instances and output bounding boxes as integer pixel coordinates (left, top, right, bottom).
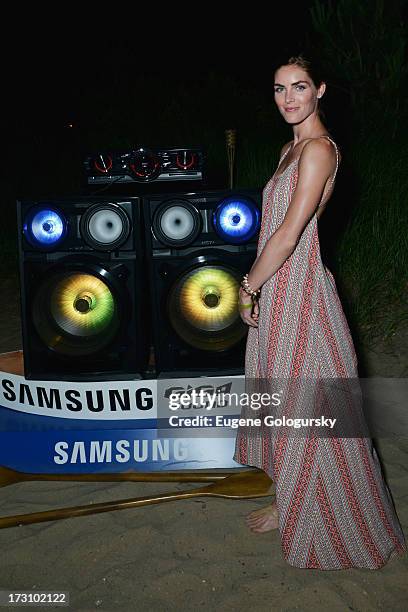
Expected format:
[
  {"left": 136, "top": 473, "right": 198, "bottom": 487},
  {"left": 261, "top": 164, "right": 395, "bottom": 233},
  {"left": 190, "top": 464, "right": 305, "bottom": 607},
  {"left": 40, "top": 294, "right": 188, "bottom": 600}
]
[
  {"left": 0, "top": 452, "right": 407, "bottom": 611},
  {"left": 0, "top": 275, "right": 407, "bottom": 610}
]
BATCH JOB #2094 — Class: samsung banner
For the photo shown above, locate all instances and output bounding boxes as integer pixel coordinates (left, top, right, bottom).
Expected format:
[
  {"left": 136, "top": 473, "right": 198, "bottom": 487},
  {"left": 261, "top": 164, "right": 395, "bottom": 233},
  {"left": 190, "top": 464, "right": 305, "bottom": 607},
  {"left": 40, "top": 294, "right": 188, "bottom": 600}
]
[
  {"left": 0, "top": 368, "right": 246, "bottom": 473},
  {"left": 2, "top": 361, "right": 407, "bottom": 473}
]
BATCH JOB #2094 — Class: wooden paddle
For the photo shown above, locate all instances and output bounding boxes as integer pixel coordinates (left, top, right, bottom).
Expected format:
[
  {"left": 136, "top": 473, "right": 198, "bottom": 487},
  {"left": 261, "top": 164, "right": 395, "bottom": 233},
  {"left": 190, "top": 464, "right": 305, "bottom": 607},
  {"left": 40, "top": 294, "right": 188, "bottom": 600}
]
[
  {"left": 0, "top": 465, "right": 236, "bottom": 488},
  {"left": 0, "top": 470, "right": 274, "bottom": 529}
]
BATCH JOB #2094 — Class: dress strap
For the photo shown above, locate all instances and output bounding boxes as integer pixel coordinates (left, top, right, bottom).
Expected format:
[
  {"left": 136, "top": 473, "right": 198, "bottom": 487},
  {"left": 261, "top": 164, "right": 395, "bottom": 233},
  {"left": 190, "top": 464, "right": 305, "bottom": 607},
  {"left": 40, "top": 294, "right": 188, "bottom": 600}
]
[
  {"left": 319, "top": 135, "right": 339, "bottom": 184},
  {"left": 279, "top": 136, "right": 339, "bottom": 184},
  {"left": 278, "top": 142, "right": 293, "bottom": 164},
  {"left": 314, "top": 136, "right": 340, "bottom": 209}
]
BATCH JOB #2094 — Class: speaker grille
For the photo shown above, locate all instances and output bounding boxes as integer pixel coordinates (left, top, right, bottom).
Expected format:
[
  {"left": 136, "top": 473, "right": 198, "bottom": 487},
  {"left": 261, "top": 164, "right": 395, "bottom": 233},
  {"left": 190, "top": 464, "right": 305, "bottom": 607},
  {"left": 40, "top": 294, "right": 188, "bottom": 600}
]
[
  {"left": 167, "top": 265, "right": 246, "bottom": 351},
  {"left": 80, "top": 203, "right": 131, "bottom": 250},
  {"left": 23, "top": 206, "right": 68, "bottom": 249},
  {"left": 213, "top": 196, "right": 260, "bottom": 244},
  {"left": 32, "top": 270, "right": 120, "bottom": 356},
  {"left": 153, "top": 200, "right": 202, "bottom": 247}
]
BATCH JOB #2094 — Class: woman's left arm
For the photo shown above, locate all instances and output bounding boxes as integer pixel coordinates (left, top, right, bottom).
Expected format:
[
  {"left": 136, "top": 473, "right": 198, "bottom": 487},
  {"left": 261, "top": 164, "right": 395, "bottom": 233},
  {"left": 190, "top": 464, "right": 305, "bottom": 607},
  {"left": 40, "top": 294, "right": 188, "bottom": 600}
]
[{"left": 246, "top": 139, "right": 336, "bottom": 291}]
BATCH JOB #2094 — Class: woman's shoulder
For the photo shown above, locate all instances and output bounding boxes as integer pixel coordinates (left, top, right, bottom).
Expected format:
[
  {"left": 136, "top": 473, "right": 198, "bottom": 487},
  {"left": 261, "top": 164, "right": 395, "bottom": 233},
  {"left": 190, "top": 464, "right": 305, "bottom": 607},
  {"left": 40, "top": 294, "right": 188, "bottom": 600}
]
[{"left": 300, "top": 135, "right": 340, "bottom": 167}]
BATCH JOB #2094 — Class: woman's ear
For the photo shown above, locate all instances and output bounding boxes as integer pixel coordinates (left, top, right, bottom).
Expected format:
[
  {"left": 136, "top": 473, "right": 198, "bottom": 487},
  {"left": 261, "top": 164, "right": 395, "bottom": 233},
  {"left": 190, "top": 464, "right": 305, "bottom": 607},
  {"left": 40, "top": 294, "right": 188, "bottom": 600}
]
[{"left": 317, "top": 82, "right": 326, "bottom": 99}]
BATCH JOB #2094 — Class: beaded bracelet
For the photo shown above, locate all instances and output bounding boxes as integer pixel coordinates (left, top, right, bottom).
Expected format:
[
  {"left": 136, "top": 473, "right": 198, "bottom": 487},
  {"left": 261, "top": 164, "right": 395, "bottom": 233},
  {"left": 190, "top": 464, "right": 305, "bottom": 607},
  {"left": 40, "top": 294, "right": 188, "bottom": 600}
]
[{"left": 240, "top": 274, "right": 261, "bottom": 300}]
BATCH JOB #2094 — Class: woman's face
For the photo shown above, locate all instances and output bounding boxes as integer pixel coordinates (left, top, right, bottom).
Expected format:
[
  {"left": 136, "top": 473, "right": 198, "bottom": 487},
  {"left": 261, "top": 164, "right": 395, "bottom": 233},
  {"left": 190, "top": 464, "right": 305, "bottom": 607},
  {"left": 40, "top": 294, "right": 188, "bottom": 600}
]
[{"left": 273, "top": 64, "right": 325, "bottom": 124}]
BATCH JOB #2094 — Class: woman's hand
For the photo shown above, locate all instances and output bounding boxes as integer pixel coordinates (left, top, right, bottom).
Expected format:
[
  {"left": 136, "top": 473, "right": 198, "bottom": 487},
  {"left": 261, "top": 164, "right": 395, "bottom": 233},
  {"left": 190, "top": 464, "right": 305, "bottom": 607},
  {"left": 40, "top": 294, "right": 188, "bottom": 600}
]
[{"left": 238, "top": 287, "right": 259, "bottom": 327}]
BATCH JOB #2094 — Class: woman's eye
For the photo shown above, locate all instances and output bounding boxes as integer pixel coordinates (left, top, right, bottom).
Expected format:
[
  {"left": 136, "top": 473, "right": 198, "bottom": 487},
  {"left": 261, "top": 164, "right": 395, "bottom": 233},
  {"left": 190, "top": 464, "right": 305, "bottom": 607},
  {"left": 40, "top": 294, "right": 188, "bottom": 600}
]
[{"left": 274, "top": 85, "right": 306, "bottom": 93}]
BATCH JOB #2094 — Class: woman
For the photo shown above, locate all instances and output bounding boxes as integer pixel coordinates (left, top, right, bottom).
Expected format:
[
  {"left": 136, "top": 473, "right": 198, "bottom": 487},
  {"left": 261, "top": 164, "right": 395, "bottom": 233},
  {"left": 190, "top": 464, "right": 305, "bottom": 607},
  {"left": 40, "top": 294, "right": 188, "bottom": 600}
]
[{"left": 234, "top": 55, "right": 406, "bottom": 570}]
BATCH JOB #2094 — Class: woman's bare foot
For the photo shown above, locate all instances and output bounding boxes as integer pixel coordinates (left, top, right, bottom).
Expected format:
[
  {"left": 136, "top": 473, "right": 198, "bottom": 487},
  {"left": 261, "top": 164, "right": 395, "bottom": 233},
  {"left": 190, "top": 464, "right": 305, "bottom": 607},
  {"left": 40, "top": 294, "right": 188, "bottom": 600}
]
[{"left": 246, "top": 502, "right": 279, "bottom": 533}]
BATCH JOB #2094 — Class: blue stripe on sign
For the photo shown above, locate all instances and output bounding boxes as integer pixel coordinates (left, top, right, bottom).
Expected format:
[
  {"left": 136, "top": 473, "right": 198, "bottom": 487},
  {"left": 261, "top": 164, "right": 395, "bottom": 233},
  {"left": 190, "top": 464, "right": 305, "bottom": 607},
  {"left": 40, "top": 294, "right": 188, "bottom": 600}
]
[{"left": 0, "top": 429, "right": 241, "bottom": 473}]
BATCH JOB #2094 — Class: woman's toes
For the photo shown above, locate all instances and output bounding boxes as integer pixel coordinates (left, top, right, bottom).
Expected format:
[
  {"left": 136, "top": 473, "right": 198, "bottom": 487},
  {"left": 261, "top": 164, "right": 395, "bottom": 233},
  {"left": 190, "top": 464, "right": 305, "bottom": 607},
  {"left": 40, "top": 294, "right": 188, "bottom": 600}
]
[{"left": 245, "top": 504, "right": 279, "bottom": 532}]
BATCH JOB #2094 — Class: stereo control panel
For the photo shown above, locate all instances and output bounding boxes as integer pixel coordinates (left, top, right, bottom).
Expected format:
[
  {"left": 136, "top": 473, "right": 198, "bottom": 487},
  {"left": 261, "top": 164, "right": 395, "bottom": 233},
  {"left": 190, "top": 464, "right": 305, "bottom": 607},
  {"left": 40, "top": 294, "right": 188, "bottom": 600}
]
[{"left": 84, "top": 147, "right": 204, "bottom": 185}]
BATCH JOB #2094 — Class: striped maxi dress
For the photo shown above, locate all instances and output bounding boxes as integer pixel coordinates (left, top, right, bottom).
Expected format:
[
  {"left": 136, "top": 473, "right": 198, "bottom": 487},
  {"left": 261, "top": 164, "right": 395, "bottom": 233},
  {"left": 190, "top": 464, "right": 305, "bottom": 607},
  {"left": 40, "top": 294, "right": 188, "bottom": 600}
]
[{"left": 233, "top": 135, "right": 406, "bottom": 570}]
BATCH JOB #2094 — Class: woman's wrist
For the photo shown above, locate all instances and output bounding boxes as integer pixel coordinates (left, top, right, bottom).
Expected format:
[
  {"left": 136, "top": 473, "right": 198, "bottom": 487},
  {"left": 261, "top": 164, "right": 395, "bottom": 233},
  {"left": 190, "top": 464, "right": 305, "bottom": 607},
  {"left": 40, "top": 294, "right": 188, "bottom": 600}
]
[
  {"left": 239, "top": 286, "right": 252, "bottom": 300},
  {"left": 238, "top": 301, "right": 253, "bottom": 310},
  {"left": 238, "top": 287, "right": 254, "bottom": 313},
  {"left": 240, "top": 274, "right": 261, "bottom": 300}
]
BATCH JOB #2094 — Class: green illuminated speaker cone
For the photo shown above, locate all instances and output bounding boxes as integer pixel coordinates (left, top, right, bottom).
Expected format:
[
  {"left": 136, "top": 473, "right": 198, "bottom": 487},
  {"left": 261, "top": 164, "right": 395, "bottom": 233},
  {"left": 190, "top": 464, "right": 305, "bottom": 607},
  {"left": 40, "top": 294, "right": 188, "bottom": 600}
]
[
  {"left": 32, "top": 272, "right": 119, "bottom": 356},
  {"left": 167, "top": 265, "right": 246, "bottom": 351}
]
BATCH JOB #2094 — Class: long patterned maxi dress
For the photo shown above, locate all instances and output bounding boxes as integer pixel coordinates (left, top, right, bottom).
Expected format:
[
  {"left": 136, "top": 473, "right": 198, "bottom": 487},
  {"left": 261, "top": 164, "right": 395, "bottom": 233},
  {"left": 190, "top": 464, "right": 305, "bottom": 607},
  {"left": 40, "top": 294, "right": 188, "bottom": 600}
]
[{"left": 233, "top": 136, "right": 406, "bottom": 570}]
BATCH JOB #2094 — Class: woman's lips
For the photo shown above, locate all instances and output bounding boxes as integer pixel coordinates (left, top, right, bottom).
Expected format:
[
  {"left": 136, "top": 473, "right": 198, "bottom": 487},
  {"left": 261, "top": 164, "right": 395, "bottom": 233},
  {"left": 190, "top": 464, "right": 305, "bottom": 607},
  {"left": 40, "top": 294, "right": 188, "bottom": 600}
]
[{"left": 284, "top": 107, "right": 299, "bottom": 112}]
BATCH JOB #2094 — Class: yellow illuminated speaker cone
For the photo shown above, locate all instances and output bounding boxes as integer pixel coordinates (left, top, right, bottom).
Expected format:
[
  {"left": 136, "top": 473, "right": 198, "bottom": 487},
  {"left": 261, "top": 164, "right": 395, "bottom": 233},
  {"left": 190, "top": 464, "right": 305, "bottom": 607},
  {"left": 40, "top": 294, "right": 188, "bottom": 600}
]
[
  {"left": 168, "top": 266, "right": 246, "bottom": 351},
  {"left": 32, "top": 272, "right": 119, "bottom": 356}
]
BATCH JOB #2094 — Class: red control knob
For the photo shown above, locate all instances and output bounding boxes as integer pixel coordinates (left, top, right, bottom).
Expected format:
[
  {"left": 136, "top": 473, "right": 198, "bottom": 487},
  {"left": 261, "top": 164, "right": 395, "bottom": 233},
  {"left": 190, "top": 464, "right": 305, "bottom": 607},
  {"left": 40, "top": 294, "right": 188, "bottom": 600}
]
[
  {"left": 129, "top": 148, "right": 161, "bottom": 181},
  {"left": 93, "top": 154, "right": 113, "bottom": 174},
  {"left": 176, "top": 151, "right": 196, "bottom": 170}
]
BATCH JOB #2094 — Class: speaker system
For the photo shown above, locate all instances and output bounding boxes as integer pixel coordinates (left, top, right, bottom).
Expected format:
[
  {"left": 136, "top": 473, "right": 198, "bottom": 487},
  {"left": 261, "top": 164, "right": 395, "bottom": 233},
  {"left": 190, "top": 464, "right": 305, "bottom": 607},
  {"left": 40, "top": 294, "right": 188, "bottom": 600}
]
[
  {"left": 17, "top": 197, "right": 150, "bottom": 381},
  {"left": 143, "top": 189, "right": 262, "bottom": 376}
]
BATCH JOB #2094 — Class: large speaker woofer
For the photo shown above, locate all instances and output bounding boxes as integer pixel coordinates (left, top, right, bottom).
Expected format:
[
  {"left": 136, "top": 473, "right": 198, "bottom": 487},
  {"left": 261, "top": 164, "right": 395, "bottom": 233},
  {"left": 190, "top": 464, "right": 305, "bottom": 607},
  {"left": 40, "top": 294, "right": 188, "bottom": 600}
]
[
  {"left": 23, "top": 206, "right": 68, "bottom": 250},
  {"left": 80, "top": 203, "right": 131, "bottom": 250},
  {"left": 213, "top": 195, "right": 260, "bottom": 244},
  {"left": 152, "top": 200, "right": 202, "bottom": 247},
  {"left": 167, "top": 265, "right": 246, "bottom": 351},
  {"left": 32, "top": 268, "right": 121, "bottom": 356}
]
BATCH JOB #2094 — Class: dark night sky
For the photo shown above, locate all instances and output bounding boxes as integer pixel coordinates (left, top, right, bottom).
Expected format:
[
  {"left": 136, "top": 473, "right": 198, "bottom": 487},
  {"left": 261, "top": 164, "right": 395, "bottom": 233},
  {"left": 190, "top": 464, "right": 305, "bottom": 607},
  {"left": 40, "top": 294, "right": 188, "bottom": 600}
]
[
  {"left": 13, "top": 1, "right": 349, "bottom": 201},
  {"left": 14, "top": 0, "right": 407, "bottom": 138},
  {"left": 16, "top": 5, "right": 314, "bottom": 128}
]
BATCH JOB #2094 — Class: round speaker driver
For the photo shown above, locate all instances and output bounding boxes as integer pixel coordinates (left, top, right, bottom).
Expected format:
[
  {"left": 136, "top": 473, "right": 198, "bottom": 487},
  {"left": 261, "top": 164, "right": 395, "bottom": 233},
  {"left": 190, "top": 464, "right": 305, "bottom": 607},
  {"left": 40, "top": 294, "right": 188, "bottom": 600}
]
[
  {"left": 23, "top": 206, "right": 67, "bottom": 250},
  {"left": 153, "top": 201, "right": 201, "bottom": 247},
  {"left": 32, "top": 271, "right": 120, "bottom": 356},
  {"left": 81, "top": 203, "right": 130, "bottom": 250},
  {"left": 167, "top": 265, "right": 246, "bottom": 351},
  {"left": 213, "top": 196, "right": 260, "bottom": 244}
]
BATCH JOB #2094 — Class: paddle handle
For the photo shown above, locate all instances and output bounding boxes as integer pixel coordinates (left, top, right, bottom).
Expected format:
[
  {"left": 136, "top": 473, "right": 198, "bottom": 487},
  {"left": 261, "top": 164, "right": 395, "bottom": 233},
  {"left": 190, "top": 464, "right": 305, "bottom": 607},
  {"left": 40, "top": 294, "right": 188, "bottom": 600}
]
[
  {"left": 0, "top": 467, "right": 236, "bottom": 488},
  {"left": 0, "top": 470, "right": 274, "bottom": 529},
  {"left": 0, "top": 489, "right": 206, "bottom": 529},
  {"left": 0, "top": 487, "right": 271, "bottom": 529}
]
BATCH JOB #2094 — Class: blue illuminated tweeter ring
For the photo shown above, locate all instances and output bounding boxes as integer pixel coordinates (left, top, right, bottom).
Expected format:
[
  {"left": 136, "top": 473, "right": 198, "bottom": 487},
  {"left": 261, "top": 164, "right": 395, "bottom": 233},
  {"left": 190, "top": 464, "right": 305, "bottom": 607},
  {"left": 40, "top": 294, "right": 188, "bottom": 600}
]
[
  {"left": 23, "top": 206, "right": 67, "bottom": 249},
  {"left": 213, "top": 196, "right": 260, "bottom": 244}
]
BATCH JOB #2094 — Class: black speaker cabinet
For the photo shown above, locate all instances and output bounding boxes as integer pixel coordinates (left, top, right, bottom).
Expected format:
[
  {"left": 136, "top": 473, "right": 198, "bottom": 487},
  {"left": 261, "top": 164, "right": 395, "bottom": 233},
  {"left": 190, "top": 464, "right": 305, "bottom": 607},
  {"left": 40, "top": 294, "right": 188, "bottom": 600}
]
[
  {"left": 143, "top": 188, "right": 262, "bottom": 376},
  {"left": 16, "top": 196, "right": 150, "bottom": 381}
]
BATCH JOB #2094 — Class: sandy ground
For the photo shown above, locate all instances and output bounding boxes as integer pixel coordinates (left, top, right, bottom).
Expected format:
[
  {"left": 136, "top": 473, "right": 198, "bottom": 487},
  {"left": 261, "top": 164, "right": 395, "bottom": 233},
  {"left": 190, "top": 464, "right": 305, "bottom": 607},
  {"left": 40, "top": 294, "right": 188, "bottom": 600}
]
[{"left": 0, "top": 274, "right": 407, "bottom": 611}]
